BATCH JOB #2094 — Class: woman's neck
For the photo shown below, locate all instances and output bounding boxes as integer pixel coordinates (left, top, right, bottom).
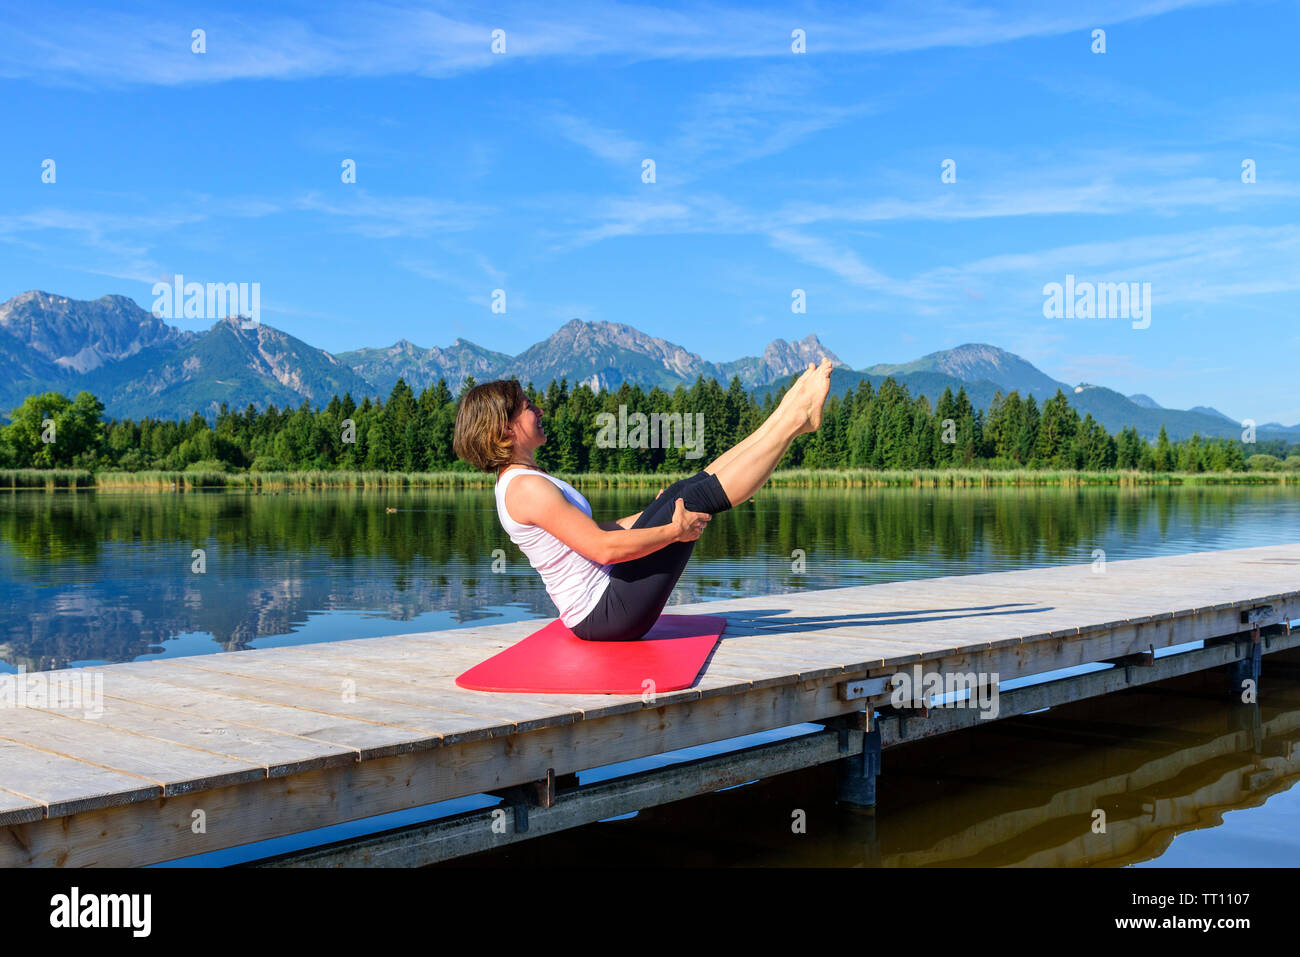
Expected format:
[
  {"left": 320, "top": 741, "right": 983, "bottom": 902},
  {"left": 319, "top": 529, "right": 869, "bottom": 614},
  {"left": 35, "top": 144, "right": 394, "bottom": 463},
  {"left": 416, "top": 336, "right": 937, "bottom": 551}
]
[{"left": 498, "top": 458, "right": 542, "bottom": 478}]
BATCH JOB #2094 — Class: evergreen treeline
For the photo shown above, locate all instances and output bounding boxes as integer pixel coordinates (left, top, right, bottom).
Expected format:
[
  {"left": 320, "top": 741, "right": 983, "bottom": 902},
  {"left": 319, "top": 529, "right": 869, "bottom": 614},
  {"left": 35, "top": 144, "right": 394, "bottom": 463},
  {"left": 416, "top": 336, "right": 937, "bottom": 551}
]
[{"left": 1, "top": 376, "right": 1296, "bottom": 474}]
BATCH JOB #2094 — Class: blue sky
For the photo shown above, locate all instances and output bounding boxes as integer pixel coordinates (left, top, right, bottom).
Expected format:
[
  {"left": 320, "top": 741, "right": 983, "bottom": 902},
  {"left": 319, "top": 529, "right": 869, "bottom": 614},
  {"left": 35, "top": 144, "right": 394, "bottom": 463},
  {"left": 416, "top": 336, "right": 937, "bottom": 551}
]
[{"left": 1, "top": 0, "right": 1297, "bottom": 422}]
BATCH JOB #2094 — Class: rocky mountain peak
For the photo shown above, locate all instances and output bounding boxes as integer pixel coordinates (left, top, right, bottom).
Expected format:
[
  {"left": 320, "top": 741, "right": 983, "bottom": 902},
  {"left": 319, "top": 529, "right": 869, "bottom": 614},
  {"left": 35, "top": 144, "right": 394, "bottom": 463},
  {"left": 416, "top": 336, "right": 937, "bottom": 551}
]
[{"left": 0, "top": 288, "right": 196, "bottom": 374}]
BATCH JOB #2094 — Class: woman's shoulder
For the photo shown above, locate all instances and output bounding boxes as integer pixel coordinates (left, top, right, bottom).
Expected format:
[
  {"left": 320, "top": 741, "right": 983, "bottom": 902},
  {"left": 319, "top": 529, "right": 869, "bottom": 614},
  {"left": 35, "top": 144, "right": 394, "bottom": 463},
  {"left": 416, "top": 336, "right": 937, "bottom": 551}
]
[
  {"left": 500, "top": 469, "right": 560, "bottom": 514},
  {"left": 498, "top": 467, "right": 552, "bottom": 487},
  {"left": 497, "top": 471, "right": 539, "bottom": 527}
]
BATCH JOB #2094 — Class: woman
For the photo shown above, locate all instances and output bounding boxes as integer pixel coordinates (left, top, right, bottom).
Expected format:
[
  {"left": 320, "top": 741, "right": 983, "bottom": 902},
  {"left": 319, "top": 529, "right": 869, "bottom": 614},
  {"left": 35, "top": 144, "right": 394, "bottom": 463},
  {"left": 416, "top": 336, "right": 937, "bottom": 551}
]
[{"left": 452, "top": 358, "right": 833, "bottom": 641}]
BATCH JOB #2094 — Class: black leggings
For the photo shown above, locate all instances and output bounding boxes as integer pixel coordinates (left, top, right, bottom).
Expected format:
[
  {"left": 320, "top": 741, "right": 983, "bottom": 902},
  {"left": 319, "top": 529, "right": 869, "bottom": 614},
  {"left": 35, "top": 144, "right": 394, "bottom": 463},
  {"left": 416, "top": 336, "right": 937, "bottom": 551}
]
[{"left": 570, "top": 470, "right": 733, "bottom": 641}]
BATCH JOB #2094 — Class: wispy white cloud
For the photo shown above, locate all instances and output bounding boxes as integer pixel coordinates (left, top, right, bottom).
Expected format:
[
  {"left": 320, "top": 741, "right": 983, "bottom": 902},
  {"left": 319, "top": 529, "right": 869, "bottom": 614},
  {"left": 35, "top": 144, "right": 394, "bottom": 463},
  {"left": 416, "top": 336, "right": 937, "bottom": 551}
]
[
  {"left": 550, "top": 114, "right": 646, "bottom": 166},
  {"left": 474, "top": 253, "right": 507, "bottom": 286},
  {"left": 547, "top": 64, "right": 886, "bottom": 184},
  {"left": 0, "top": 190, "right": 489, "bottom": 289},
  {"left": 765, "top": 228, "right": 895, "bottom": 291},
  {"left": 774, "top": 176, "right": 1300, "bottom": 226},
  {"left": 659, "top": 65, "right": 887, "bottom": 182},
  {"left": 0, "top": 207, "right": 211, "bottom": 284},
  {"left": 292, "top": 189, "right": 488, "bottom": 237},
  {"left": 0, "top": 0, "right": 1233, "bottom": 86},
  {"left": 0, "top": 207, "right": 207, "bottom": 239},
  {"left": 550, "top": 141, "right": 1298, "bottom": 264},
  {"left": 561, "top": 196, "right": 699, "bottom": 247},
  {"left": 925, "top": 223, "right": 1300, "bottom": 305},
  {"left": 400, "top": 248, "right": 504, "bottom": 289}
]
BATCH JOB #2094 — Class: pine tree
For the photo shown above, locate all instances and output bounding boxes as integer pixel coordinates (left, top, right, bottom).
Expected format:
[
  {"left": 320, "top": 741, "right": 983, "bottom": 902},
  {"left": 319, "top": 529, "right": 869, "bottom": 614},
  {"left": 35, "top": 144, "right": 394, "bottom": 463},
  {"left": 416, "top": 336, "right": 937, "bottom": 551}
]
[{"left": 1154, "top": 425, "right": 1174, "bottom": 471}]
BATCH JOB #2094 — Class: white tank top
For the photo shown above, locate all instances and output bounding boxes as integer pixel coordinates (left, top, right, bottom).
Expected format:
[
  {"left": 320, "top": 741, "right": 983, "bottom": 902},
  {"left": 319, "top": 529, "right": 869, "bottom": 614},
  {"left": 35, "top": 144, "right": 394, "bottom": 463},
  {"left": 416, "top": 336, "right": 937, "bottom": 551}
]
[{"left": 495, "top": 468, "right": 612, "bottom": 627}]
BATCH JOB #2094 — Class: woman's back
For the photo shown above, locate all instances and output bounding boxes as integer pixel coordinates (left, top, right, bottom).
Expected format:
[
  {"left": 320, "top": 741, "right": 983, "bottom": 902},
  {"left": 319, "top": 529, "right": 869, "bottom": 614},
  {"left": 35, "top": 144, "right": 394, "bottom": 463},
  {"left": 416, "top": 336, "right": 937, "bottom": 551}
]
[{"left": 495, "top": 468, "right": 611, "bottom": 627}]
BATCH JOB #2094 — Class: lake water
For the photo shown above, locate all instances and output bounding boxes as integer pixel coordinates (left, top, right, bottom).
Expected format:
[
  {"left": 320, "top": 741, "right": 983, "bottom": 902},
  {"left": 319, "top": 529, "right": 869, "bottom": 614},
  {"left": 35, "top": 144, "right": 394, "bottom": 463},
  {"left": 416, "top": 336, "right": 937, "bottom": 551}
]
[{"left": 2, "top": 484, "right": 1299, "bottom": 867}]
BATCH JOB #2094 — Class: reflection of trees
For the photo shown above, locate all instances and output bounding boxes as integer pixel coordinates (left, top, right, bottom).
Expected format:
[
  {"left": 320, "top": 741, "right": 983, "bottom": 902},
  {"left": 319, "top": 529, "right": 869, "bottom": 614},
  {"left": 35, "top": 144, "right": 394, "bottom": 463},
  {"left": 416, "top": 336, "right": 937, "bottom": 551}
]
[{"left": 0, "top": 486, "right": 1293, "bottom": 672}]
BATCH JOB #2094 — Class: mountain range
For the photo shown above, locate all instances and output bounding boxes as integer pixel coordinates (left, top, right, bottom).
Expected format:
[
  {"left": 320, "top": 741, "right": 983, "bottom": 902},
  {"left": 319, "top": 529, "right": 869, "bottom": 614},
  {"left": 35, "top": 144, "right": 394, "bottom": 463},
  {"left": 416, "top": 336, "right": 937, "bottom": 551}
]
[{"left": 1, "top": 290, "right": 1296, "bottom": 443}]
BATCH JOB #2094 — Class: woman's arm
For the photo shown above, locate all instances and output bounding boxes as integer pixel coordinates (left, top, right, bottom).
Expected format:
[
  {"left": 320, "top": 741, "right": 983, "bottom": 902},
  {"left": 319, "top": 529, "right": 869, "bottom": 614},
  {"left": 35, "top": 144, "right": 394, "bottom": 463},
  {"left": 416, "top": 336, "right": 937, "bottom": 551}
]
[{"left": 506, "top": 476, "right": 706, "bottom": 565}]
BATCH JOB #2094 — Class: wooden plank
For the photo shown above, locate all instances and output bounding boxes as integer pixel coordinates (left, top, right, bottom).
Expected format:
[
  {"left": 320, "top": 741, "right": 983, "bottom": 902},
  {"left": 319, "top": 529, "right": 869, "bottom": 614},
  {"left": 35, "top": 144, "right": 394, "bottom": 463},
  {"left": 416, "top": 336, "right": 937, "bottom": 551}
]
[
  {"left": 275, "top": 624, "right": 760, "bottom": 713},
  {"left": 260, "top": 641, "right": 709, "bottom": 716},
  {"left": 305, "top": 631, "right": 780, "bottom": 707},
  {"left": 93, "top": 670, "right": 446, "bottom": 760},
  {"left": 0, "top": 707, "right": 266, "bottom": 796},
  {"left": 1, "top": 669, "right": 867, "bottom": 867},
  {"left": 136, "top": 661, "right": 494, "bottom": 739},
  {"left": 157, "top": 651, "right": 589, "bottom": 735},
  {"left": 25, "top": 694, "right": 359, "bottom": 779},
  {"left": 745, "top": 630, "right": 949, "bottom": 665},
  {"left": 870, "top": 601, "right": 1290, "bottom": 675},
  {"left": 0, "top": 784, "right": 44, "bottom": 827},
  {"left": 0, "top": 737, "right": 162, "bottom": 821}
]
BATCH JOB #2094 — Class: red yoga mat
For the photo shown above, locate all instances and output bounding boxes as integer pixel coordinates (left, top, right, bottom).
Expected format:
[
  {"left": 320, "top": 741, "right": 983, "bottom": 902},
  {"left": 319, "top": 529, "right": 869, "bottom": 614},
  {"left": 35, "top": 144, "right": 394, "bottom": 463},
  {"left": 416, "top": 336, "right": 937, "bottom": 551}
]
[{"left": 455, "top": 614, "right": 727, "bottom": 694}]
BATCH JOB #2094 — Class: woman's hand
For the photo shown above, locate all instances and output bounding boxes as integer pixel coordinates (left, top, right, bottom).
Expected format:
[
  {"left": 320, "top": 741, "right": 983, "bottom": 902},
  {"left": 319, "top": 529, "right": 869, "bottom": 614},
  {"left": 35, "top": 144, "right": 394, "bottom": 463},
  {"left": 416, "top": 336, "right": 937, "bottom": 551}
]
[{"left": 671, "top": 497, "right": 711, "bottom": 542}]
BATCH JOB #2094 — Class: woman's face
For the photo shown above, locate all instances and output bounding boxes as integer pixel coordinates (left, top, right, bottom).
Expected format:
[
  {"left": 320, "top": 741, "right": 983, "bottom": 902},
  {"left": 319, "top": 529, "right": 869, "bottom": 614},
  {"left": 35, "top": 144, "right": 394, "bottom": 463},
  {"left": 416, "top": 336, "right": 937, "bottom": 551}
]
[{"left": 507, "top": 397, "right": 546, "bottom": 452}]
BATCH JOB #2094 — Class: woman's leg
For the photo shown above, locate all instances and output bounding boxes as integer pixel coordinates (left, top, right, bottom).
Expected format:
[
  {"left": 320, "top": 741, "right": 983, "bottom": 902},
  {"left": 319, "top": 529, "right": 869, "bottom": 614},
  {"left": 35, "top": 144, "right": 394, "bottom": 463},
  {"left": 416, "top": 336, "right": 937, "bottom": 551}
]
[
  {"left": 573, "top": 471, "right": 732, "bottom": 641},
  {"left": 572, "top": 360, "right": 831, "bottom": 641},
  {"left": 702, "top": 363, "right": 811, "bottom": 477},
  {"left": 705, "top": 357, "right": 832, "bottom": 506}
]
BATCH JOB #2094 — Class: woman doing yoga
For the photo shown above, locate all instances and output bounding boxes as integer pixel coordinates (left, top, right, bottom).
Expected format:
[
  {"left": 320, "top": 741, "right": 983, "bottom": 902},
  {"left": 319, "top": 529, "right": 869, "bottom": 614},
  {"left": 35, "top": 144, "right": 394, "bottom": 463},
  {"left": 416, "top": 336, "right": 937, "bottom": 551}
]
[{"left": 452, "top": 357, "right": 833, "bottom": 641}]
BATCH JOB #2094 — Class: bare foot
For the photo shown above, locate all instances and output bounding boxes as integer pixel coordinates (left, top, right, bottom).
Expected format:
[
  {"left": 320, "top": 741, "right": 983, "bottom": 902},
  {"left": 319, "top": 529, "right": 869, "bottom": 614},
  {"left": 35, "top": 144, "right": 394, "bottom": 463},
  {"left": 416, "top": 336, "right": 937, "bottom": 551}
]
[
  {"left": 774, "top": 360, "right": 818, "bottom": 415},
  {"left": 795, "top": 357, "right": 833, "bottom": 434}
]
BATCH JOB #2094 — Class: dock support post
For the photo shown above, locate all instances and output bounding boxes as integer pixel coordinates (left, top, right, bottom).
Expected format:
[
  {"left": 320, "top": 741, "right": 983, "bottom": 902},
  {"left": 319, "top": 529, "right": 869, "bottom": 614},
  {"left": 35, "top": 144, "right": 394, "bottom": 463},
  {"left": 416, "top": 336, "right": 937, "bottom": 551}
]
[
  {"left": 1227, "top": 624, "right": 1264, "bottom": 702},
  {"left": 835, "top": 722, "right": 882, "bottom": 810}
]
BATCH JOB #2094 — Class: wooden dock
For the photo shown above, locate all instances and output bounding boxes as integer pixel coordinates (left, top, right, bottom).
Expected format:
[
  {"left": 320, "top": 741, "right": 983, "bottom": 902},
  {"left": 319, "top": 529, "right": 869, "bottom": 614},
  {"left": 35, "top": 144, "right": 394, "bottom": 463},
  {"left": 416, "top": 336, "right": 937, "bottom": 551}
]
[{"left": 1, "top": 543, "right": 1298, "bottom": 867}]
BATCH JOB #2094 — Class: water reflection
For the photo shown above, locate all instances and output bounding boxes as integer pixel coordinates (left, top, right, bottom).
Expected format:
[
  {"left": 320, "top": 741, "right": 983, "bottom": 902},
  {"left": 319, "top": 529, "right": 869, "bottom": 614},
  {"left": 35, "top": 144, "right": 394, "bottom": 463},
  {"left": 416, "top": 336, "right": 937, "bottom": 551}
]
[
  {"left": 443, "top": 657, "right": 1300, "bottom": 867},
  {"left": 2, "top": 485, "right": 1299, "bottom": 673}
]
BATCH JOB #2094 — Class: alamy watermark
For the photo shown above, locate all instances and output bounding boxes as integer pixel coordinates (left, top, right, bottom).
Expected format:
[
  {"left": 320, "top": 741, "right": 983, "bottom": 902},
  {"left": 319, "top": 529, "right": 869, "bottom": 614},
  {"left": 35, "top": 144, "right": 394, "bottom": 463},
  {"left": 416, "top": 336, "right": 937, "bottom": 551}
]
[
  {"left": 890, "top": 664, "right": 1000, "bottom": 720},
  {"left": 50, "top": 887, "right": 150, "bottom": 937},
  {"left": 152, "top": 274, "right": 260, "bottom": 328},
  {"left": 1, "top": 666, "right": 104, "bottom": 718},
  {"left": 1043, "top": 274, "right": 1151, "bottom": 329},
  {"left": 594, "top": 405, "right": 705, "bottom": 459}
]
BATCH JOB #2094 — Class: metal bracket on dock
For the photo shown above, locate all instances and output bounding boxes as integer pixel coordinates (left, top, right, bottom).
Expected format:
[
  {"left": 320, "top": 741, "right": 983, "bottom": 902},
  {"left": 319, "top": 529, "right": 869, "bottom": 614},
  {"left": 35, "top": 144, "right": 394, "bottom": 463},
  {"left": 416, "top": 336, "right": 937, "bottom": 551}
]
[
  {"left": 1240, "top": 605, "right": 1275, "bottom": 626},
  {"left": 838, "top": 676, "right": 892, "bottom": 702}
]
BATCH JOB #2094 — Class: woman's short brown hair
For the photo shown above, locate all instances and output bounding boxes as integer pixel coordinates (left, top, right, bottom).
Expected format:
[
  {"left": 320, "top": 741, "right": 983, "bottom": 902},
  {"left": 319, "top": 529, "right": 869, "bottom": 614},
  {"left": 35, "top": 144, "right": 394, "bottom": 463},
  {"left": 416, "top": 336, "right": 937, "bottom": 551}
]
[{"left": 453, "top": 378, "right": 529, "bottom": 472}]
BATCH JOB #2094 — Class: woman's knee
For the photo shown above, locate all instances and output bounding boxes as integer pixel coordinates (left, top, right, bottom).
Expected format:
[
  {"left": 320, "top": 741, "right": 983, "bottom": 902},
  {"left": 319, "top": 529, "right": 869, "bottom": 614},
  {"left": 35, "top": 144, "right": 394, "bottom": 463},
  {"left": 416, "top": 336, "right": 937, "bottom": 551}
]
[
  {"left": 656, "top": 473, "right": 720, "bottom": 512},
  {"left": 678, "top": 471, "right": 732, "bottom": 514},
  {"left": 657, "top": 476, "right": 692, "bottom": 500}
]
